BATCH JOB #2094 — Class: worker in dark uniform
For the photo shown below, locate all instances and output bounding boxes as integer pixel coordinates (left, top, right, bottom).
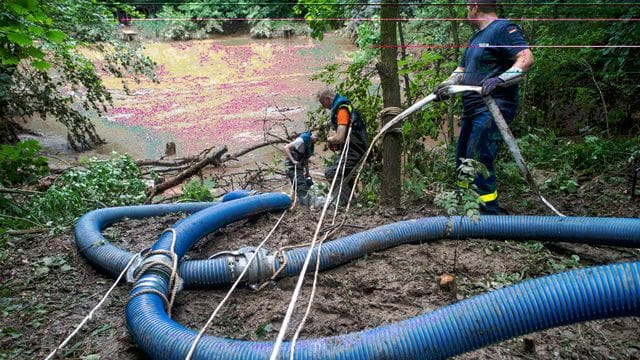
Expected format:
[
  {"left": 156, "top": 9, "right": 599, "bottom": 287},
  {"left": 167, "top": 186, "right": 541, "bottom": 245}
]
[
  {"left": 435, "top": 0, "right": 534, "bottom": 214},
  {"left": 284, "top": 131, "right": 317, "bottom": 204},
  {"left": 317, "top": 89, "right": 368, "bottom": 205}
]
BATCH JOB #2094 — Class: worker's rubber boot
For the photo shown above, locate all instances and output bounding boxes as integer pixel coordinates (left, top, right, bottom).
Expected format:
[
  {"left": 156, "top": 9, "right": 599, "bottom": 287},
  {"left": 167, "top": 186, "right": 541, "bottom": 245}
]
[{"left": 480, "top": 200, "right": 509, "bottom": 215}]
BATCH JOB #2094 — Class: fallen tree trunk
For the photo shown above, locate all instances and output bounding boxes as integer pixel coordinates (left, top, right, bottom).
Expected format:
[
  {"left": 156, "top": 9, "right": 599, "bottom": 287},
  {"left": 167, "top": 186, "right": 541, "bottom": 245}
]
[{"left": 145, "top": 146, "right": 228, "bottom": 203}]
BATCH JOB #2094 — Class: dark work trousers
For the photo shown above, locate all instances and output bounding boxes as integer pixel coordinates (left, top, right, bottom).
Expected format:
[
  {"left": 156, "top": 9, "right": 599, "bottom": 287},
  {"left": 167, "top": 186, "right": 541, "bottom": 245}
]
[
  {"left": 285, "top": 160, "right": 311, "bottom": 198},
  {"left": 324, "top": 139, "right": 366, "bottom": 205},
  {"left": 456, "top": 106, "right": 516, "bottom": 214}
]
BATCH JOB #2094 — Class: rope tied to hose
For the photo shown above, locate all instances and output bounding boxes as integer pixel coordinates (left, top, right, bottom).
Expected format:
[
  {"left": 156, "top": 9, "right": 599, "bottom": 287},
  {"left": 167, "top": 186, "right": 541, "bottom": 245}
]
[{"left": 128, "top": 228, "right": 181, "bottom": 317}]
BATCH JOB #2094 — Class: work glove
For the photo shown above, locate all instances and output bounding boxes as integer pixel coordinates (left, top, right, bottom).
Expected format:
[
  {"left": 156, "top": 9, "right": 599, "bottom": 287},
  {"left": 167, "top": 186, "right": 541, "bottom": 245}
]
[
  {"left": 433, "top": 82, "right": 451, "bottom": 102},
  {"left": 433, "top": 72, "right": 463, "bottom": 102},
  {"left": 481, "top": 76, "right": 504, "bottom": 97},
  {"left": 328, "top": 143, "right": 339, "bottom": 151}
]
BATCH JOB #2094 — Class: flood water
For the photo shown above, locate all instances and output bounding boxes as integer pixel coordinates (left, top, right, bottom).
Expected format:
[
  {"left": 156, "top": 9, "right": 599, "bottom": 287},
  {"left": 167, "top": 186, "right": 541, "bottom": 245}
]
[{"left": 26, "top": 33, "right": 356, "bottom": 161}]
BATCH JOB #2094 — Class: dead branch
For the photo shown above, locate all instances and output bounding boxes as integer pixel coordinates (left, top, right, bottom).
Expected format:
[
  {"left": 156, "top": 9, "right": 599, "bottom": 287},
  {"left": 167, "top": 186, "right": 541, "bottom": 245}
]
[
  {"left": 145, "top": 146, "right": 228, "bottom": 203},
  {"left": 136, "top": 156, "right": 199, "bottom": 167},
  {"left": 223, "top": 138, "right": 288, "bottom": 162}
]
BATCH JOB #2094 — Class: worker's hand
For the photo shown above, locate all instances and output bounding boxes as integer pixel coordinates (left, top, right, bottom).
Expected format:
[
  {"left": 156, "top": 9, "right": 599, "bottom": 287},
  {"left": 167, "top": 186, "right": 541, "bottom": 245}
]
[
  {"left": 433, "top": 82, "right": 451, "bottom": 102},
  {"left": 292, "top": 160, "right": 299, "bottom": 165},
  {"left": 433, "top": 72, "right": 463, "bottom": 102},
  {"left": 481, "top": 77, "right": 504, "bottom": 97}
]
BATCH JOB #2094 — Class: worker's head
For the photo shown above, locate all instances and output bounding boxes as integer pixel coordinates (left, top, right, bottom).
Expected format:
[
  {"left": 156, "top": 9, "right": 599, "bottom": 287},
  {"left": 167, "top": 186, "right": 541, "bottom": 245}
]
[
  {"left": 311, "top": 132, "right": 318, "bottom": 143},
  {"left": 466, "top": 0, "right": 498, "bottom": 25},
  {"left": 316, "top": 89, "right": 336, "bottom": 110}
]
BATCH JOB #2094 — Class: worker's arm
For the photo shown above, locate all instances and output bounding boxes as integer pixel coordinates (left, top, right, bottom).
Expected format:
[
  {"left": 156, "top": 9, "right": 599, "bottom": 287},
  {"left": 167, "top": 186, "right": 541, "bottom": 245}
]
[
  {"left": 497, "top": 49, "right": 535, "bottom": 82},
  {"left": 511, "top": 48, "right": 534, "bottom": 72},
  {"left": 434, "top": 67, "right": 464, "bottom": 100},
  {"left": 326, "top": 107, "right": 350, "bottom": 149},
  {"left": 283, "top": 142, "right": 299, "bottom": 165},
  {"left": 327, "top": 125, "right": 347, "bottom": 146},
  {"left": 481, "top": 49, "right": 535, "bottom": 96}
]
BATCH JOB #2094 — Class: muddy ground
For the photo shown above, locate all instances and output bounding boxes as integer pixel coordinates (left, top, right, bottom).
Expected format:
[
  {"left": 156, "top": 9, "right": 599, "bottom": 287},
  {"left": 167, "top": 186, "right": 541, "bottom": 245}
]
[{"left": 2, "top": 170, "right": 640, "bottom": 359}]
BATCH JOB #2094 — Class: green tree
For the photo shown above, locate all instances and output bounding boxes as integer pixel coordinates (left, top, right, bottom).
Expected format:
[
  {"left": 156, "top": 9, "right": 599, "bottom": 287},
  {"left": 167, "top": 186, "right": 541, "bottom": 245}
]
[
  {"left": 379, "top": 0, "right": 402, "bottom": 206},
  {"left": 0, "top": 0, "right": 156, "bottom": 150}
]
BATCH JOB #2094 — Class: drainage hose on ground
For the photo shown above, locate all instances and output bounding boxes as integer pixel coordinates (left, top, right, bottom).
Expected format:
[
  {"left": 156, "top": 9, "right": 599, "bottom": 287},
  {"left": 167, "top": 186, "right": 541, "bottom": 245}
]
[
  {"left": 77, "top": 194, "right": 640, "bottom": 288},
  {"left": 181, "top": 216, "right": 640, "bottom": 286},
  {"left": 75, "top": 190, "right": 250, "bottom": 278},
  {"left": 123, "top": 193, "right": 639, "bottom": 359},
  {"left": 129, "top": 262, "right": 639, "bottom": 360}
]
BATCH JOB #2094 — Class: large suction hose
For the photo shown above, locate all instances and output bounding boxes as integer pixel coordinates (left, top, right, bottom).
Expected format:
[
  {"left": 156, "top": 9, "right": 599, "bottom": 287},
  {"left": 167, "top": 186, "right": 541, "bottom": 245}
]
[
  {"left": 77, "top": 199, "right": 640, "bottom": 288},
  {"left": 121, "top": 193, "right": 639, "bottom": 359},
  {"left": 129, "top": 262, "right": 639, "bottom": 360},
  {"left": 74, "top": 190, "right": 250, "bottom": 278}
]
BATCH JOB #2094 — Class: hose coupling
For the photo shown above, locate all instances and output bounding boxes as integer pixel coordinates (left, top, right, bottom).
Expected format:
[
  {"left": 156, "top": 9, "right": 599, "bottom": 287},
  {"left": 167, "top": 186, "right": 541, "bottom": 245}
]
[{"left": 209, "top": 246, "right": 275, "bottom": 285}]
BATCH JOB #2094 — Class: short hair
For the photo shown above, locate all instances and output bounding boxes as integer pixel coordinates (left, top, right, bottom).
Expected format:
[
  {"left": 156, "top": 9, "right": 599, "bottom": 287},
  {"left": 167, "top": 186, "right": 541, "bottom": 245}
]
[
  {"left": 467, "top": 0, "right": 498, "bottom": 13},
  {"left": 316, "top": 88, "right": 335, "bottom": 102}
]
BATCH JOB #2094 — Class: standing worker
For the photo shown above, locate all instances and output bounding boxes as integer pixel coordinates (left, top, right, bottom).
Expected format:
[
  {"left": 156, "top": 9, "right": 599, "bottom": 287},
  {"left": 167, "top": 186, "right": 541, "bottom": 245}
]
[
  {"left": 317, "top": 89, "right": 368, "bottom": 205},
  {"left": 283, "top": 131, "right": 318, "bottom": 205},
  {"left": 434, "top": 0, "right": 534, "bottom": 214}
]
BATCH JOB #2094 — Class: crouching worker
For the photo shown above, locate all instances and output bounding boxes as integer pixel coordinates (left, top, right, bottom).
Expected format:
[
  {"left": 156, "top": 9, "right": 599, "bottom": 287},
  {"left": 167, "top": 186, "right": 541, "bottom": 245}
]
[
  {"left": 317, "top": 89, "right": 368, "bottom": 205},
  {"left": 283, "top": 131, "right": 318, "bottom": 205}
]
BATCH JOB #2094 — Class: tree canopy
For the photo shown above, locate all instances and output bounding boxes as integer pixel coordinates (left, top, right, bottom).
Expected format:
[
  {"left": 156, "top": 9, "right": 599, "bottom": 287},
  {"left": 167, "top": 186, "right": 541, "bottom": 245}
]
[{"left": 0, "top": 0, "right": 155, "bottom": 150}]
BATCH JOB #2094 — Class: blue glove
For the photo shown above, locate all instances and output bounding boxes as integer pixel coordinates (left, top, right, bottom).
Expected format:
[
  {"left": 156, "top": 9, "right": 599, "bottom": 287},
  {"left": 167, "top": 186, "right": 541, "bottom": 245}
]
[{"left": 481, "top": 77, "right": 504, "bottom": 96}]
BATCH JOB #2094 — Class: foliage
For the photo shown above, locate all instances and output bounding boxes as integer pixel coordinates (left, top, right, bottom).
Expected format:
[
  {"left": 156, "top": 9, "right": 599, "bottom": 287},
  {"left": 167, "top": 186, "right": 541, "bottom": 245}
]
[
  {"left": 136, "top": 1, "right": 301, "bottom": 40},
  {"left": 0, "top": 140, "right": 48, "bottom": 186},
  {"left": 500, "top": 1, "right": 640, "bottom": 135},
  {"left": 0, "top": 0, "right": 156, "bottom": 149},
  {"left": 294, "top": 0, "right": 350, "bottom": 40},
  {"left": 0, "top": 153, "right": 146, "bottom": 233},
  {"left": 152, "top": 4, "right": 222, "bottom": 40},
  {"left": 512, "top": 129, "right": 640, "bottom": 194},
  {"left": 434, "top": 158, "right": 484, "bottom": 220},
  {"left": 180, "top": 178, "right": 214, "bottom": 201}
]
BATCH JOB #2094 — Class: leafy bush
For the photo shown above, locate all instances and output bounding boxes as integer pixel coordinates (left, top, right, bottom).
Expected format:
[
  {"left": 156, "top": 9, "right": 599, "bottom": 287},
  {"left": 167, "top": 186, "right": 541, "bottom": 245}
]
[
  {"left": 0, "top": 140, "right": 48, "bottom": 186},
  {"left": 180, "top": 179, "right": 214, "bottom": 202},
  {"left": 7, "top": 153, "right": 146, "bottom": 231},
  {"left": 0, "top": 0, "right": 156, "bottom": 149},
  {"left": 434, "top": 158, "right": 484, "bottom": 220}
]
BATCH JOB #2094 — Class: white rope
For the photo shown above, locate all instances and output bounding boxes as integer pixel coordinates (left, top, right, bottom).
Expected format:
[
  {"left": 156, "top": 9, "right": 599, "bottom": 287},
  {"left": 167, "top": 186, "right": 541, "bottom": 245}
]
[
  {"left": 269, "top": 131, "right": 349, "bottom": 360},
  {"left": 331, "top": 127, "right": 353, "bottom": 224},
  {"left": 288, "top": 231, "right": 331, "bottom": 359},
  {"left": 186, "top": 210, "right": 288, "bottom": 360},
  {"left": 45, "top": 254, "right": 139, "bottom": 360},
  {"left": 163, "top": 228, "right": 180, "bottom": 316},
  {"left": 291, "top": 165, "right": 298, "bottom": 207},
  {"left": 338, "top": 95, "right": 439, "bottom": 227},
  {"left": 288, "top": 130, "right": 355, "bottom": 358}
]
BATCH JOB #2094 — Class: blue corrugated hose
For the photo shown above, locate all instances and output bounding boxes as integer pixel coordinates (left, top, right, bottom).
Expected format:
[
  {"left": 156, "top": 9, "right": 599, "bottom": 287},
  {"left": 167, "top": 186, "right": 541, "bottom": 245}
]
[
  {"left": 75, "top": 192, "right": 640, "bottom": 359},
  {"left": 74, "top": 189, "right": 250, "bottom": 279}
]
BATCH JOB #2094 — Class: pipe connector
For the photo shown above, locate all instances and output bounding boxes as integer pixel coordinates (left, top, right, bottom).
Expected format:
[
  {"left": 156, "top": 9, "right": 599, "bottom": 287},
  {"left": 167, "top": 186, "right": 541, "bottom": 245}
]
[{"left": 209, "top": 247, "right": 275, "bottom": 285}]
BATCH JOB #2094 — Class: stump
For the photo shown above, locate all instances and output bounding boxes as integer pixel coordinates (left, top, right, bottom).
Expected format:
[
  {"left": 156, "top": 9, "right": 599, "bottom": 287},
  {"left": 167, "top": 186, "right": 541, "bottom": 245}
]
[{"left": 165, "top": 142, "right": 176, "bottom": 156}]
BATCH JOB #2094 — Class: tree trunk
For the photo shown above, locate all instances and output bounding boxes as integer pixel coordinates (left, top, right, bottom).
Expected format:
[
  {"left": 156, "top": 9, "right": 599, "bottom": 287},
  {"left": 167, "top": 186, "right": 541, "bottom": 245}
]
[
  {"left": 378, "top": 0, "right": 402, "bottom": 207},
  {"left": 447, "top": 3, "right": 462, "bottom": 145}
]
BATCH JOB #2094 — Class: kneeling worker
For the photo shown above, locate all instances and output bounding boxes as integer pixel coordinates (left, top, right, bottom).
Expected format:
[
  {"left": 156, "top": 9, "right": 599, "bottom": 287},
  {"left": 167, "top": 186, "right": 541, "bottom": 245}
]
[{"left": 283, "top": 130, "right": 318, "bottom": 204}]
